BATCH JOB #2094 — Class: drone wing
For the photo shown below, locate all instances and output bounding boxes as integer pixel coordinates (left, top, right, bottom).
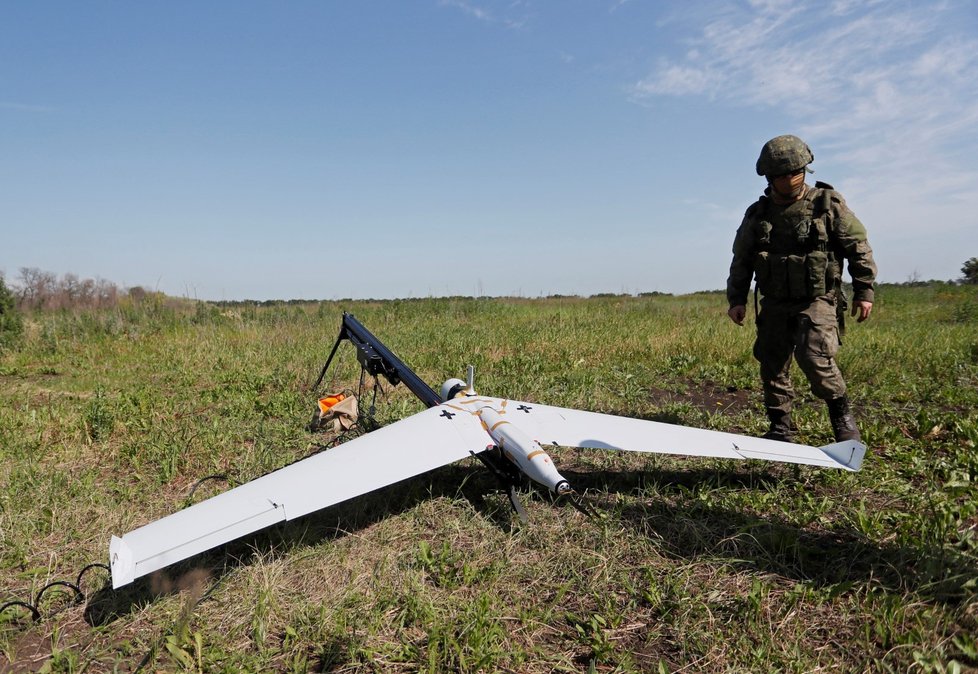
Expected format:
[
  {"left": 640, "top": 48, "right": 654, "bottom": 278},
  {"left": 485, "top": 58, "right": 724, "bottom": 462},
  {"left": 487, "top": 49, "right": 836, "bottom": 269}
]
[
  {"left": 473, "top": 398, "right": 864, "bottom": 472},
  {"left": 110, "top": 404, "right": 488, "bottom": 588}
]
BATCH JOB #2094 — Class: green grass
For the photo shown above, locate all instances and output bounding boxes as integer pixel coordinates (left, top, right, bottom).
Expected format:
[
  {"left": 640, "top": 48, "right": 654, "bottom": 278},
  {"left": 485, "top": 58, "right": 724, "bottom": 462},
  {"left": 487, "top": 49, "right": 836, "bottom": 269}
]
[{"left": 1, "top": 285, "right": 976, "bottom": 672}]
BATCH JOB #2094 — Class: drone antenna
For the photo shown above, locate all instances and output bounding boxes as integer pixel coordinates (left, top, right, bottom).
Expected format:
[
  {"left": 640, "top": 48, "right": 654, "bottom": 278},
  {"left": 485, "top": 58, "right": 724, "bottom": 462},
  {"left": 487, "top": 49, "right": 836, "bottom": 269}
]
[{"left": 466, "top": 365, "right": 475, "bottom": 392}]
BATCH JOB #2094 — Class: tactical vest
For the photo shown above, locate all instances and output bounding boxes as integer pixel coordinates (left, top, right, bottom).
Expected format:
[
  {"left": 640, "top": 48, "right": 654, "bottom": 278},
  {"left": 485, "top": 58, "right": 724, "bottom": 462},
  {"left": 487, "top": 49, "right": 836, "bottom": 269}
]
[{"left": 748, "top": 182, "right": 841, "bottom": 301}]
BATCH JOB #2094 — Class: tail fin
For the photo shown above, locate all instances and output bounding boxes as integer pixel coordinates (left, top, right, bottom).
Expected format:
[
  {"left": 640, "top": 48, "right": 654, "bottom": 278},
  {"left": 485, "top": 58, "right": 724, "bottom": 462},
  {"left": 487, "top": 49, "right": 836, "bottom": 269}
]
[{"left": 818, "top": 440, "right": 867, "bottom": 472}]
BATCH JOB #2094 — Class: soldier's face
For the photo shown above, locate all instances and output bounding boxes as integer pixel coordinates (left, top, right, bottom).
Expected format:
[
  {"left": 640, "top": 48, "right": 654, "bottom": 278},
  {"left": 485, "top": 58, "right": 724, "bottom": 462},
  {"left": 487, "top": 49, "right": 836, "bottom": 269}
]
[{"left": 769, "top": 168, "right": 806, "bottom": 200}]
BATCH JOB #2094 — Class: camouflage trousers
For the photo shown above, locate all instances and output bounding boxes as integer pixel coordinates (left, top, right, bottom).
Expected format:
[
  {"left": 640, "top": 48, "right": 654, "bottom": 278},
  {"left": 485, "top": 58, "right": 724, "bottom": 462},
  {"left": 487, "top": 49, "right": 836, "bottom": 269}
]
[{"left": 753, "top": 296, "right": 846, "bottom": 414}]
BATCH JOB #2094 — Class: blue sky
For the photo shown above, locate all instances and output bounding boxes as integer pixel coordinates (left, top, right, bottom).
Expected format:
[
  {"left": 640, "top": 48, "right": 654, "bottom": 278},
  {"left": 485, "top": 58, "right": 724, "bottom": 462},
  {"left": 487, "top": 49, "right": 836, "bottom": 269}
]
[{"left": 3, "top": 0, "right": 976, "bottom": 300}]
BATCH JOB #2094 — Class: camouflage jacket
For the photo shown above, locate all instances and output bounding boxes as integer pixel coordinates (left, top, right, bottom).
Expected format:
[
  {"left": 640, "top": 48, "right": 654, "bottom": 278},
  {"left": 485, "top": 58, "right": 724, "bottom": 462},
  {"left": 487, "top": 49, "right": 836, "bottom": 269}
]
[{"left": 726, "top": 182, "right": 877, "bottom": 308}]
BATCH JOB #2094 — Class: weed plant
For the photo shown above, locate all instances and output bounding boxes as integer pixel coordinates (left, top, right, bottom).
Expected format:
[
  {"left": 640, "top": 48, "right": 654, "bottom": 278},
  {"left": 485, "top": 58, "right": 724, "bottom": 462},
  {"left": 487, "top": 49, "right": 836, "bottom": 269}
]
[{"left": 0, "top": 285, "right": 976, "bottom": 671}]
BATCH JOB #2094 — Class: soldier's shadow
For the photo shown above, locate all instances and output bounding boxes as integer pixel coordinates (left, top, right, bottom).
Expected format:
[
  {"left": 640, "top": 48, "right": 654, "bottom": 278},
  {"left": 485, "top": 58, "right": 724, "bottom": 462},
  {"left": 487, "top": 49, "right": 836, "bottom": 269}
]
[{"left": 563, "top": 465, "right": 976, "bottom": 607}]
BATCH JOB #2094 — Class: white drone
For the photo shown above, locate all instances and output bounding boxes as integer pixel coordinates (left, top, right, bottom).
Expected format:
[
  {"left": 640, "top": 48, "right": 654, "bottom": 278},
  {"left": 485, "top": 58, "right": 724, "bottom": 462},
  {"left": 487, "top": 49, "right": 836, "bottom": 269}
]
[{"left": 109, "top": 314, "right": 864, "bottom": 589}]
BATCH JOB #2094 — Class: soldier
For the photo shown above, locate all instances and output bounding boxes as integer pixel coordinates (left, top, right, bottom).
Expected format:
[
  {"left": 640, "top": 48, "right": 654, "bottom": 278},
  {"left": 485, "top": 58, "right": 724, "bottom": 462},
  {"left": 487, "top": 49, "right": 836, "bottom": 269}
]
[{"left": 726, "top": 135, "right": 877, "bottom": 443}]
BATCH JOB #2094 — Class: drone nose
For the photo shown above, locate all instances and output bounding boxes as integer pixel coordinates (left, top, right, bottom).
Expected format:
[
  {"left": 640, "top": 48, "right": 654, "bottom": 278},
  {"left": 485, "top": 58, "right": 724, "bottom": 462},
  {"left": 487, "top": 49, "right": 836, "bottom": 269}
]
[{"left": 554, "top": 480, "right": 573, "bottom": 495}]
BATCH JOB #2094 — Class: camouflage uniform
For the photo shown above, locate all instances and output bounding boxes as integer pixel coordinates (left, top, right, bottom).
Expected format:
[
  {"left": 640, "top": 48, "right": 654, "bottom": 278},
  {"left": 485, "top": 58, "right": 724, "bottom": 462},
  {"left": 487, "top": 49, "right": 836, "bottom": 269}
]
[{"left": 727, "top": 138, "right": 877, "bottom": 440}]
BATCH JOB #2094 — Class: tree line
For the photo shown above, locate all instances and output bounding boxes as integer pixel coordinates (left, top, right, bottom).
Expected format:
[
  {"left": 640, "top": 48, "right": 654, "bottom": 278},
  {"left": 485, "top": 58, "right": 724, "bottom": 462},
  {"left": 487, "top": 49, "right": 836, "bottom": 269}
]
[
  {"left": 3, "top": 267, "right": 153, "bottom": 311},
  {"left": 2, "top": 258, "right": 976, "bottom": 317}
]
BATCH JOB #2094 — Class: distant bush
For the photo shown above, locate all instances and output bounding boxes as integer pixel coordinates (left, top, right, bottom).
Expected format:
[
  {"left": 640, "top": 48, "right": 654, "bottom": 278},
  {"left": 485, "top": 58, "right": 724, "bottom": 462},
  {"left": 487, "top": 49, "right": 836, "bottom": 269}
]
[
  {"left": 0, "top": 274, "right": 24, "bottom": 350},
  {"left": 961, "top": 257, "right": 978, "bottom": 285},
  {"left": 13, "top": 267, "right": 130, "bottom": 311}
]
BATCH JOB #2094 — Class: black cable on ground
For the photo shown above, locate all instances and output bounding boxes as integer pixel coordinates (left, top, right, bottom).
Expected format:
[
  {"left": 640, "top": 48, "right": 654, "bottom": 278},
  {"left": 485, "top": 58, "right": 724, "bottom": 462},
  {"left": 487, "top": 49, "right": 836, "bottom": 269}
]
[
  {"left": 187, "top": 474, "right": 237, "bottom": 502},
  {"left": 77, "top": 563, "right": 111, "bottom": 589},
  {"left": 34, "top": 580, "right": 84, "bottom": 609},
  {"left": 0, "top": 600, "right": 41, "bottom": 623},
  {"left": 0, "top": 565, "right": 112, "bottom": 626}
]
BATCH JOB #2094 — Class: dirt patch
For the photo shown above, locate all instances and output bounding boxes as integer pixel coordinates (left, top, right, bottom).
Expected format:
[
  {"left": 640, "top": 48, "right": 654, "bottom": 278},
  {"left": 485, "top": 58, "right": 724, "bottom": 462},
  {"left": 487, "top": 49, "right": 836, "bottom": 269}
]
[
  {"left": 647, "top": 379, "right": 755, "bottom": 416},
  {"left": 3, "top": 605, "right": 97, "bottom": 674}
]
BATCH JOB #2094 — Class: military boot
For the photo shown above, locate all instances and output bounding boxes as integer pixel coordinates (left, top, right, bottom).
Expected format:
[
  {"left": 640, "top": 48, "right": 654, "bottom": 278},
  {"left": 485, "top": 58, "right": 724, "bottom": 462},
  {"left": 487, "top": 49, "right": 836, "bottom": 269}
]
[
  {"left": 762, "top": 408, "right": 797, "bottom": 443},
  {"left": 827, "top": 395, "right": 861, "bottom": 442}
]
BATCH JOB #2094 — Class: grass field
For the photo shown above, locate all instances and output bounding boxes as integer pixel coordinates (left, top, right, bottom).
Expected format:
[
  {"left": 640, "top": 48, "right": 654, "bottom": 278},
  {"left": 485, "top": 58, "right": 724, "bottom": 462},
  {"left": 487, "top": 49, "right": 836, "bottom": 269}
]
[{"left": 1, "top": 285, "right": 977, "bottom": 672}]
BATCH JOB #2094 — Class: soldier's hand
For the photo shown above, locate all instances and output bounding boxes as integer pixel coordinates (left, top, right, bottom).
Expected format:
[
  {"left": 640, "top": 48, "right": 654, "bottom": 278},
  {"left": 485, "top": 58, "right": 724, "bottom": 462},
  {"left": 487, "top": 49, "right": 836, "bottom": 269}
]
[
  {"left": 728, "top": 305, "right": 746, "bottom": 325},
  {"left": 852, "top": 301, "right": 872, "bottom": 322}
]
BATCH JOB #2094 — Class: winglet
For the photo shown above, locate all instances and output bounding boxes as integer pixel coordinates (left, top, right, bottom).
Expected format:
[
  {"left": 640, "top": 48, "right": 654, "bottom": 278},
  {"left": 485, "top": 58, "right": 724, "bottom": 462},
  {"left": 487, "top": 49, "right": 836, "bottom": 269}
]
[
  {"left": 110, "top": 535, "right": 135, "bottom": 589},
  {"left": 818, "top": 440, "right": 867, "bottom": 472}
]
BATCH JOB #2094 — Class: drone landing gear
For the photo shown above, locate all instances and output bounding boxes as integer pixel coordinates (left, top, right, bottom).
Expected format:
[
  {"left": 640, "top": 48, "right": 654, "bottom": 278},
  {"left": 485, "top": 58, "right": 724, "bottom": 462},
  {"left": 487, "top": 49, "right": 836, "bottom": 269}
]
[{"left": 470, "top": 448, "right": 529, "bottom": 524}]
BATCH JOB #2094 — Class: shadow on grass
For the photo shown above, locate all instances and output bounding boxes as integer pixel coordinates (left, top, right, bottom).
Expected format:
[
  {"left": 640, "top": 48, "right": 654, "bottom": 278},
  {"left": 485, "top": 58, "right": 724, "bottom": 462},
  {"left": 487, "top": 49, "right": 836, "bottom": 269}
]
[
  {"left": 564, "top": 465, "right": 978, "bottom": 607},
  {"left": 85, "top": 457, "right": 975, "bottom": 627},
  {"left": 83, "top": 460, "right": 508, "bottom": 627}
]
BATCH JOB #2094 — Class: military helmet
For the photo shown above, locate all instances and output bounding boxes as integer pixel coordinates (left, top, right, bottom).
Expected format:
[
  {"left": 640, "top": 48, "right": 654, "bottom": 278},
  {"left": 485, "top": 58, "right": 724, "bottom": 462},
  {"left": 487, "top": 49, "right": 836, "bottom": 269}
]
[{"left": 755, "top": 135, "right": 813, "bottom": 176}]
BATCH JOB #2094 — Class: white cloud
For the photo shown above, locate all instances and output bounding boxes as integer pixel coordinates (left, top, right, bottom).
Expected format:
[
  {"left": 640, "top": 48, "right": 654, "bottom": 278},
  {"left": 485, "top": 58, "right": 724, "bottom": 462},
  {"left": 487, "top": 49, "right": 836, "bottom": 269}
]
[
  {"left": 631, "top": 0, "right": 978, "bottom": 257},
  {"left": 439, "top": 0, "right": 492, "bottom": 22},
  {"left": 632, "top": 63, "right": 719, "bottom": 97},
  {"left": 439, "top": 0, "right": 531, "bottom": 30}
]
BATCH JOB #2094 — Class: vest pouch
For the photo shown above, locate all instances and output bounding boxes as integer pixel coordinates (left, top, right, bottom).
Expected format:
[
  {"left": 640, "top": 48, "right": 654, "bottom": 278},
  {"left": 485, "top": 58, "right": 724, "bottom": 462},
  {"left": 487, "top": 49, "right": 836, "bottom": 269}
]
[
  {"left": 811, "top": 217, "right": 829, "bottom": 247},
  {"left": 754, "top": 220, "right": 772, "bottom": 247},
  {"left": 757, "top": 252, "right": 791, "bottom": 299},
  {"left": 806, "top": 250, "right": 828, "bottom": 297},
  {"left": 785, "top": 254, "right": 809, "bottom": 299},
  {"left": 754, "top": 251, "right": 771, "bottom": 289},
  {"left": 793, "top": 218, "right": 814, "bottom": 244}
]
